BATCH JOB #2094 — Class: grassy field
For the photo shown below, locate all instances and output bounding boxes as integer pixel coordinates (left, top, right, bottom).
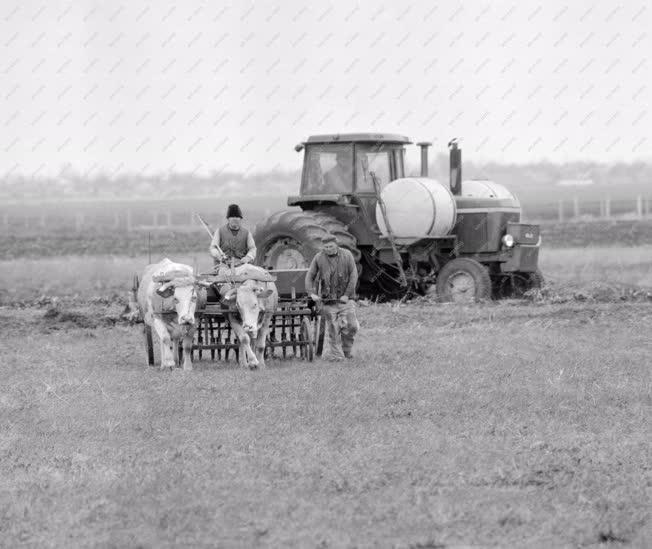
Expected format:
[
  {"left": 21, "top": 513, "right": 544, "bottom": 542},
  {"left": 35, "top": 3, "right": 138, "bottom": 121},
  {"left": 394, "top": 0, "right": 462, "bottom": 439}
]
[
  {"left": 1, "top": 300, "right": 650, "bottom": 547},
  {"left": 540, "top": 246, "right": 652, "bottom": 289},
  {"left": 2, "top": 246, "right": 652, "bottom": 304},
  {"left": 0, "top": 253, "right": 214, "bottom": 304},
  {"left": 1, "top": 246, "right": 650, "bottom": 546},
  {"left": 4, "top": 219, "right": 652, "bottom": 261}
]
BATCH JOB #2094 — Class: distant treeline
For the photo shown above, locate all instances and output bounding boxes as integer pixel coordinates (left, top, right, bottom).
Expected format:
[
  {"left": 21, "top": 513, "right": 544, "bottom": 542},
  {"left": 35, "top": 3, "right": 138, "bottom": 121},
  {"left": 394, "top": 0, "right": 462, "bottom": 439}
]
[{"left": 1, "top": 154, "right": 650, "bottom": 201}]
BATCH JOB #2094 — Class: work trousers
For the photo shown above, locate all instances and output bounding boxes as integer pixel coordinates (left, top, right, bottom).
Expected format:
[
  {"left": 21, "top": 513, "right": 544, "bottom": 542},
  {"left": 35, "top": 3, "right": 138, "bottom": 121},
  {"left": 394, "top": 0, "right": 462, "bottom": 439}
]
[{"left": 322, "top": 301, "right": 359, "bottom": 360}]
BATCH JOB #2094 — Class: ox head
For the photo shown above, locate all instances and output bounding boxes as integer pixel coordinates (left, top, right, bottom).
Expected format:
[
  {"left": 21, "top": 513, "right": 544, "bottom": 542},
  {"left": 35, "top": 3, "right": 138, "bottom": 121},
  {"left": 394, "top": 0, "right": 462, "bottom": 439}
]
[
  {"left": 222, "top": 280, "right": 273, "bottom": 337},
  {"left": 155, "top": 272, "right": 210, "bottom": 326}
]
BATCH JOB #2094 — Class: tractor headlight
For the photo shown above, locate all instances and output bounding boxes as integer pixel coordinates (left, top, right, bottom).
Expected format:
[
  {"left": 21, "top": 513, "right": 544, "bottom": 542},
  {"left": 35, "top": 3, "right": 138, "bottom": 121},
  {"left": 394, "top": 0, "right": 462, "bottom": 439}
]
[{"left": 501, "top": 234, "right": 515, "bottom": 248}]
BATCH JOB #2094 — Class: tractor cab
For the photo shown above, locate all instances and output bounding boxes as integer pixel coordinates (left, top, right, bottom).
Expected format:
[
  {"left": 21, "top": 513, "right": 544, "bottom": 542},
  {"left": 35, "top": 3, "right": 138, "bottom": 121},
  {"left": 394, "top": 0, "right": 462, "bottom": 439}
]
[
  {"left": 292, "top": 133, "right": 410, "bottom": 199},
  {"left": 289, "top": 134, "right": 411, "bottom": 245}
]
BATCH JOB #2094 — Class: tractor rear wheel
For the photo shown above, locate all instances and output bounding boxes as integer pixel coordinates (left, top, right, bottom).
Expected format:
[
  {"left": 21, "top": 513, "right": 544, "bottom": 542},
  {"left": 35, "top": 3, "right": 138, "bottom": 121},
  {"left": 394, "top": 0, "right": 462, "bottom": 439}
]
[
  {"left": 253, "top": 209, "right": 361, "bottom": 270},
  {"left": 436, "top": 258, "right": 492, "bottom": 303}
]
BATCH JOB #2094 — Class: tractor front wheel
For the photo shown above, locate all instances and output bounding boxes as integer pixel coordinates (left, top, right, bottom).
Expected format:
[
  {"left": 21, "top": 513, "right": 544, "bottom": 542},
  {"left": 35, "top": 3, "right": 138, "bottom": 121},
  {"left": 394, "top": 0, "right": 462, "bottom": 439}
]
[{"left": 436, "top": 258, "right": 492, "bottom": 303}]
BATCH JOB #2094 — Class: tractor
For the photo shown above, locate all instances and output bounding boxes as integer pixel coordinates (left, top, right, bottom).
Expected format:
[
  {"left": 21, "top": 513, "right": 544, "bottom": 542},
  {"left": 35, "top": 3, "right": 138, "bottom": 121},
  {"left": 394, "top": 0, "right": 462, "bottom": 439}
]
[{"left": 253, "top": 133, "right": 543, "bottom": 302}]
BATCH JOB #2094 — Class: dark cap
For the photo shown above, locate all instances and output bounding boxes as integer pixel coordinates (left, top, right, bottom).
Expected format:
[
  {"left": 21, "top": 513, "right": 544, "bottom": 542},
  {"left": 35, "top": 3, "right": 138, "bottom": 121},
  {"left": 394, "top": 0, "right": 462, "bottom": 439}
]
[
  {"left": 321, "top": 234, "right": 337, "bottom": 244},
  {"left": 226, "top": 204, "right": 243, "bottom": 219}
]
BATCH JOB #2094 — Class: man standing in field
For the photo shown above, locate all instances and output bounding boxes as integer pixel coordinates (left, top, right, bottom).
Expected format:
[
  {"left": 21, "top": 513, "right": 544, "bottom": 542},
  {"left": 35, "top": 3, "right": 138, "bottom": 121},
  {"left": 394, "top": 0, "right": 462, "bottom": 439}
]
[
  {"left": 210, "top": 204, "right": 257, "bottom": 267},
  {"left": 306, "top": 234, "right": 359, "bottom": 361}
]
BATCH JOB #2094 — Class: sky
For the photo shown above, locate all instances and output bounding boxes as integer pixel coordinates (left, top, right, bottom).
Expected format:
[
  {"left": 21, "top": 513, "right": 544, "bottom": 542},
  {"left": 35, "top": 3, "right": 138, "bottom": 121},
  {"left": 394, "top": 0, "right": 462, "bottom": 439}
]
[{"left": 1, "top": 0, "right": 650, "bottom": 177}]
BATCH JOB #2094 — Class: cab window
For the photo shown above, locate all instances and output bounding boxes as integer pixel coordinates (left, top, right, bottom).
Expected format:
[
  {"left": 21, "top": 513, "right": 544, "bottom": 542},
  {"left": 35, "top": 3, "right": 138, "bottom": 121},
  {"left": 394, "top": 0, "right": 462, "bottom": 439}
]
[
  {"left": 302, "top": 144, "right": 353, "bottom": 194},
  {"left": 355, "top": 146, "right": 392, "bottom": 192}
]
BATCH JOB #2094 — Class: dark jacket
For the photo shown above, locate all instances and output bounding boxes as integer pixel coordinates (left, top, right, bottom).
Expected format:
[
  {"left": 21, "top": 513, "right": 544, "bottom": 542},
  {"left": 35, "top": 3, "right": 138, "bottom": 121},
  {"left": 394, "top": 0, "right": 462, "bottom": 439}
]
[
  {"left": 305, "top": 248, "right": 358, "bottom": 301},
  {"left": 216, "top": 225, "right": 251, "bottom": 260}
]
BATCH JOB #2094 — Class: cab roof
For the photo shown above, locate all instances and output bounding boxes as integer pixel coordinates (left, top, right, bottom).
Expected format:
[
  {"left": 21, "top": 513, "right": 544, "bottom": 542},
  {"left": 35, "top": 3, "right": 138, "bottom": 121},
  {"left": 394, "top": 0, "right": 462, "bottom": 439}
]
[{"left": 305, "top": 133, "right": 411, "bottom": 145}]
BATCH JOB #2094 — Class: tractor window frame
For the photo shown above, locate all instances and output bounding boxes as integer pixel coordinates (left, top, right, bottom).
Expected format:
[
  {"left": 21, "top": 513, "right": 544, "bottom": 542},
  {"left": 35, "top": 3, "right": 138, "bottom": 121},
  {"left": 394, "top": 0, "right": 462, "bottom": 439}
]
[
  {"left": 301, "top": 144, "right": 354, "bottom": 195},
  {"left": 393, "top": 148, "right": 405, "bottom": 179},
  {"left": 353, "top": 144, "right": 402, "bottom": 193}
]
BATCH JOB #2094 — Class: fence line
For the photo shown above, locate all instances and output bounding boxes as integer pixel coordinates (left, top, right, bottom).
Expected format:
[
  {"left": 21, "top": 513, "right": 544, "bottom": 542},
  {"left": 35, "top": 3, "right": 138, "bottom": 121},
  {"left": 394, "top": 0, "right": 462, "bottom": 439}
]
[
  {"left": 3, "top": 197, "right": 651, "bottom": 232},
  {"left": 526, "top": 195, "right": 652, "bottom": 223},
  {"left": 3, "top": 207, "right": 275, "bottom": 233}
]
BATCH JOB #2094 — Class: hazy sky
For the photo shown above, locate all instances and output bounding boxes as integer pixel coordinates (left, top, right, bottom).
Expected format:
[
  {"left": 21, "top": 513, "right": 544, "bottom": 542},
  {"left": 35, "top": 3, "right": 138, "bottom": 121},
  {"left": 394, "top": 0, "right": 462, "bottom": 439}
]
[{"left": 1, "top": 0, "right": 650, "bottom": 177}]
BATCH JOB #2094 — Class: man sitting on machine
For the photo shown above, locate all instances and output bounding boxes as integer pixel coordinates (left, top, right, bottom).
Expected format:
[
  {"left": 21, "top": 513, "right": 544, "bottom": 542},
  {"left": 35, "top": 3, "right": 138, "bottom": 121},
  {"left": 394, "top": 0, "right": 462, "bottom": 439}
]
[{"left": 210, "top": 204, "right": 257, "bottom": 269}]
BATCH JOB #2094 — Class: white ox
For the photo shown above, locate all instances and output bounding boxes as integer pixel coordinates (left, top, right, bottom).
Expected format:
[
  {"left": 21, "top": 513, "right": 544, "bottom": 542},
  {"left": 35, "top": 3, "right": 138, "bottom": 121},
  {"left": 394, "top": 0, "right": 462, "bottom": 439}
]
[
  {"left": 137, "top": 258, "right": 208, "bottom": 370},
  {"left": 216, "top": 264, "right": 279, "bottom": 369}
]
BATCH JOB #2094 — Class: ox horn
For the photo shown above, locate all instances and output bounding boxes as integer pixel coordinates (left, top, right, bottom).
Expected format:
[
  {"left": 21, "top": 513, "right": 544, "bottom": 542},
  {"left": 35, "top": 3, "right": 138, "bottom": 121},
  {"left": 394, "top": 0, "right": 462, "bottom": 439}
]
[{"left": 156, "top": 281, "right": 175, "bottom": 296}]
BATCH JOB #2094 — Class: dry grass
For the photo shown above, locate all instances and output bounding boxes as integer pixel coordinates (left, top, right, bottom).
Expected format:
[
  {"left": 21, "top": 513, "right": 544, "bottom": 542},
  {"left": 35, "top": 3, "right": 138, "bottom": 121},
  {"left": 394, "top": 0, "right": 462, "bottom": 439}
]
[
  {"left": 1, "top": 247, "right": 651, "bottom": 546},
  {"left": 539, "top": 246, "right": 652, "bottom": 289},
  {"left": 1, "top": 301, "right": 650, "bottom": 547},
  {"left": 2, "top": 246, "right": 652, "bottom": 304},
  {"left": 0, "top": 254, "right": 214, "bottom": 303}
]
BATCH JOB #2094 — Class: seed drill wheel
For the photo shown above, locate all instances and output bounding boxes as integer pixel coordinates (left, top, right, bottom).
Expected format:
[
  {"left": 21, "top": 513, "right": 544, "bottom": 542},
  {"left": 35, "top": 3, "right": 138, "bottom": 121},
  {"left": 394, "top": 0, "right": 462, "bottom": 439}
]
[
  {"left": 300, "top": 317, "right": 315, "bottom": 361},
  {"left": 313, "top": 312, "right": 326, "bottom": 357},
  {"left": 253, "top": 210, "right": 361, "bottom": 270},
  {"left": 436, "top": 258, "right": 492, "bottom": 303}
]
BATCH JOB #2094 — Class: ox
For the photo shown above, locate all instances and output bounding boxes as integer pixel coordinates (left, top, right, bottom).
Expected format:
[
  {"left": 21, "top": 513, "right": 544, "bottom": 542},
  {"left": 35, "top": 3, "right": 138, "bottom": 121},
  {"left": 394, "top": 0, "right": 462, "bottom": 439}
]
[
  {"left": 216, "top": 264, "right": 279, "bottom": 369},
  {"left": 137, "top": 258, "right": 208, "bottom": 371}
]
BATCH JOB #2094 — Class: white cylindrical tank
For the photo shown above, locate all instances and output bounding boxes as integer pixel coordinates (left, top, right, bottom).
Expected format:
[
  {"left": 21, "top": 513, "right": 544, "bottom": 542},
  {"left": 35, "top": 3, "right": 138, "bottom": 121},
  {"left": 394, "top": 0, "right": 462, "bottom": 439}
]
[
  {"left": 376, "top": 177, "right": 457, "bottom": 238},
  {"left": 461, "top": 179, "right": 516, "bottom": 201}
]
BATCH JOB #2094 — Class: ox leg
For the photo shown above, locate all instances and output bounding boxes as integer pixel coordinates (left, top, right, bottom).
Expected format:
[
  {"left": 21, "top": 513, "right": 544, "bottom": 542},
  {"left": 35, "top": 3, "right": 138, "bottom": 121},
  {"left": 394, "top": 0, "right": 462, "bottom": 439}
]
[
  {"left": 153, "top": 317, "right": 175, "bottom": 370},
  {"left": 228, "top": 314, "right": 258, "bottom": 369},
  {"left": 172, "top": 338, "right": 180, "bottom": 368},
  {"left": 181, "top": 330, "right": 194, "bottom": 371},
  {"left": 143, "top": 323, "right": 155, "bottom": 367},
  {"left": 255, "top": 313, "right": 273, "bottom": 369}
]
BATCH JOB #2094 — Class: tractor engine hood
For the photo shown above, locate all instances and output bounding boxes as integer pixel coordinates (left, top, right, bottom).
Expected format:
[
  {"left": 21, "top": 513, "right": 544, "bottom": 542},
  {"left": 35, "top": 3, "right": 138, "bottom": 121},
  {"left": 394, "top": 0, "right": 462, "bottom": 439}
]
[{"left": 454, "top": 180, "right": 521, "bottom": 212}]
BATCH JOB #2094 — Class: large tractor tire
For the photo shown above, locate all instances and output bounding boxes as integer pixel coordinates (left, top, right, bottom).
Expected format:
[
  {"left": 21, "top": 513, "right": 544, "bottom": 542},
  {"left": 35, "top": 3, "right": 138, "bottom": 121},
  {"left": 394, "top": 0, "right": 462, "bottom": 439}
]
[
  {"left": 254, "top": 209, "right": 361, "bottom": 270},
  {"left": 436, "top": 258, "right": 492, "bottom": 303},
  {"left": 496, "top": 269, "right": 544, "bottom": 299}
]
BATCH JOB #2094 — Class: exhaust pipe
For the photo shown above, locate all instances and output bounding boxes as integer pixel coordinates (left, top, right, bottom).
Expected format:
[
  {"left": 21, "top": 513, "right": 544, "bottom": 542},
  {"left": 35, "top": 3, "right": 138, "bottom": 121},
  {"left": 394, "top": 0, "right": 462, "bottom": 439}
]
[
  {"left": 448, "top": 138, "right": 462, "bottom": 195},
  {"left": 416, "top": 142, "right": 431, "bottom": 177}
]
